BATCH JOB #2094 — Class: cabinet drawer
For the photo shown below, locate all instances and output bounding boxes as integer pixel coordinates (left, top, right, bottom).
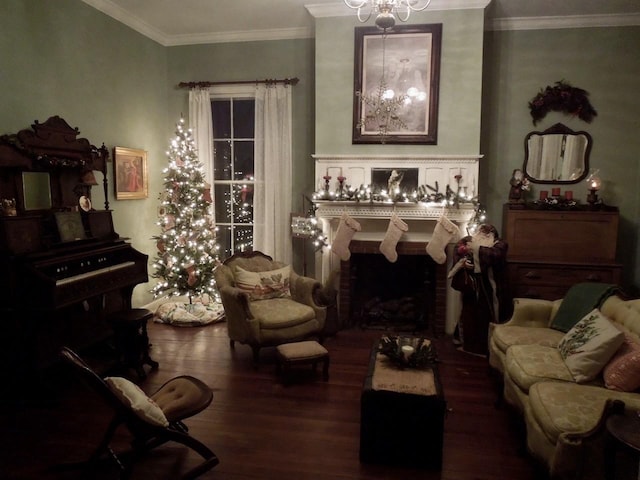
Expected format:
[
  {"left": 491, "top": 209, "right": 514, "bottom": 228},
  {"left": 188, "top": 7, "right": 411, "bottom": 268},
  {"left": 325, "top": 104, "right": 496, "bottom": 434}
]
[{"left": 511, "top": 284, "right": 571, "bottom": 301}]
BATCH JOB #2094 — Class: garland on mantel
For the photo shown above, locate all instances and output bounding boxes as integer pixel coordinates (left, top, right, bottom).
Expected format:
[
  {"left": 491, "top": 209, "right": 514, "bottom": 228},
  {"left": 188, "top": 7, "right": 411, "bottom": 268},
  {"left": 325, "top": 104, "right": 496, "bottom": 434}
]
[{"left": 528, "top": 81, "right": 597, "bottom": 125}]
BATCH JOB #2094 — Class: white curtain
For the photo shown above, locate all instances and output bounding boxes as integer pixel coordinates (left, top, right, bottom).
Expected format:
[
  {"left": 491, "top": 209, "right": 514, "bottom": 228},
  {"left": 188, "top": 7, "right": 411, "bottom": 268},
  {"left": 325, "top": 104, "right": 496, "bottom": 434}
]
[
  {"left": 253, "top": 84, "right": 293, "bottom": 264},
  {"left": 188, "top": 88, "right": 214, "bottom": 204}
]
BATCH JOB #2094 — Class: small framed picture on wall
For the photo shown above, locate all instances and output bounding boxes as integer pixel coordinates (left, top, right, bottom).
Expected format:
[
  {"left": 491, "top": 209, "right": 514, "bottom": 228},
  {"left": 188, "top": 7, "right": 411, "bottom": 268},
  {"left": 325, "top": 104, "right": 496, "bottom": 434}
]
[{"left": 114, "top": 147, "right": 148, "bottom": 200}]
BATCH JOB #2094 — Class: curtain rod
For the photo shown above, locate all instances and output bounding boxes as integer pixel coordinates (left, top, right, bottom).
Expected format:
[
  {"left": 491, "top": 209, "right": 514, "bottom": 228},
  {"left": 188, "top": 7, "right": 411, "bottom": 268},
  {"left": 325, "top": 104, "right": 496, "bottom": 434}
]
[{"left": 178, "top": 78, "right": 299, "bottom": 89}]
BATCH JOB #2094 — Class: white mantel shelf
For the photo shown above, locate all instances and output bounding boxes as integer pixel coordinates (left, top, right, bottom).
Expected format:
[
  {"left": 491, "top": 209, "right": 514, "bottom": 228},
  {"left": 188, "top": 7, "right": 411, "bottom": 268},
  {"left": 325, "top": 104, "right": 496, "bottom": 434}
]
[{"left": 314, "top": 201, "right": 476, "bottom": 221}]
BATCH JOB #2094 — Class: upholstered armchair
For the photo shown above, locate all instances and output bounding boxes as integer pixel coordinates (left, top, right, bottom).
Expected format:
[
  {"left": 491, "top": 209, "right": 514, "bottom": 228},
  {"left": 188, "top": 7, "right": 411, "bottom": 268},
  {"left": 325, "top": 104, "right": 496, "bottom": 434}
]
[{"left": 214, "top": 251, "right": 327, "bottom": 364}]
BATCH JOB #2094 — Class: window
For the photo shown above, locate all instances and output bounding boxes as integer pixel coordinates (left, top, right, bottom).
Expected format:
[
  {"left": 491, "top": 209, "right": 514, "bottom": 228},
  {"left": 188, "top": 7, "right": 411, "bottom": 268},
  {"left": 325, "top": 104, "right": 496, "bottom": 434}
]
[{"left": 211, "top": 89, "right": 255, "bottom": 259}]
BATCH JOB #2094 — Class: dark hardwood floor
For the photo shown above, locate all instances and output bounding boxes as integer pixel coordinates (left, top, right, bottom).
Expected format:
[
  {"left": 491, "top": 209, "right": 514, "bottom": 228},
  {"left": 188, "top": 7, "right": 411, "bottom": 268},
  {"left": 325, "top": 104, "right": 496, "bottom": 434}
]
[{"left": 1, "top": 321, "right": 546, "bottom": 479}]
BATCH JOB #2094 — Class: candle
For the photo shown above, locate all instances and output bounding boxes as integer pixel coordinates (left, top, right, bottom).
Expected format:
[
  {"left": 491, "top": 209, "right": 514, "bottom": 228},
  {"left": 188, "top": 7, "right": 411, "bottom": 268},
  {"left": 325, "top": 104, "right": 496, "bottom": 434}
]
[
  {"left": 401, "top": 345, "right": 414, "bottom": 361},
  {"left": 552, "top": 187, "right": 561, "bottom": 197},
  {"left": 565, "top": 190, "right": 573, "bottom": 200},
  {"left": 539, "top": 190, "right": 548, "bottom": 200}
]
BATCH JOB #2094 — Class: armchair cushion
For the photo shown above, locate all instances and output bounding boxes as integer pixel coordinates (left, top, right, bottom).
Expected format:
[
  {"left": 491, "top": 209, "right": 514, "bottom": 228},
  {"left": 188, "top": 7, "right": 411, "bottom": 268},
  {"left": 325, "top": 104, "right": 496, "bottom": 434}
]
[
  {"left": 234, "top": 265, "right": 291, "bottom": 301},
  {"left": 558, "top": 309, "right": 625, "bottom": 383},
  {"left": 250, "top": 297, "right": 316, "bottom": 329}
]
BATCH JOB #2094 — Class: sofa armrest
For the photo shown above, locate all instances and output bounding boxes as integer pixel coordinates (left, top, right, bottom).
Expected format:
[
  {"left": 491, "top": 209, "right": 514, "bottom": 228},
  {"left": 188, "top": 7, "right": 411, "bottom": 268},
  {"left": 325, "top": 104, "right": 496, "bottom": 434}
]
[{"left": 503, "top": 298, "right": 557, "bottom": 328}]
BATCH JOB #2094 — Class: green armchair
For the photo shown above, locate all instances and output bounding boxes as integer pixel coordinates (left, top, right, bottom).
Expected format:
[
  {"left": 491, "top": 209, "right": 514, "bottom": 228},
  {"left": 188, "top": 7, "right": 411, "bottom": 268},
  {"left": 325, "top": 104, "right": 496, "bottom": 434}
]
[{"left": 214, "top": 251, "right": 327, "bottom": 364}]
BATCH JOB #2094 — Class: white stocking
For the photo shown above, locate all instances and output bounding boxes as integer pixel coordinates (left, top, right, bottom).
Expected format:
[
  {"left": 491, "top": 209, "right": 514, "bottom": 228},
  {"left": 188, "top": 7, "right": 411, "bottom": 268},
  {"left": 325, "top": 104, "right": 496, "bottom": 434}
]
[
  {"left": 379, "top": 213, "right": 408, "bottom": 263},
  {"left": 331, "top": 213, "right": 361, "bottom": 261},
  {"left": 426, "top": 215, "right": 459, "bottom": 264}
]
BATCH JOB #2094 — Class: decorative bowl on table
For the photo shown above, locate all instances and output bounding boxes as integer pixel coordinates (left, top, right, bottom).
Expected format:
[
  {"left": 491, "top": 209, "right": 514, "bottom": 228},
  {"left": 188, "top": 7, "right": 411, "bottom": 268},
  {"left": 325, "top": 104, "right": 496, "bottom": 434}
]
[{"left": 378, "top": 335, "right": 438, "bottom": 369}]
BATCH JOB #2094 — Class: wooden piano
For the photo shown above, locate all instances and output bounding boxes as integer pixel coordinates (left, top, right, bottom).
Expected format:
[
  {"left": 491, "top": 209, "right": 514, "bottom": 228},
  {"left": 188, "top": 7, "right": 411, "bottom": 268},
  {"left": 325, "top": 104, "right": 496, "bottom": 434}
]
[{"left": 0, "top": 116, "right": 148, "bottom": 389}]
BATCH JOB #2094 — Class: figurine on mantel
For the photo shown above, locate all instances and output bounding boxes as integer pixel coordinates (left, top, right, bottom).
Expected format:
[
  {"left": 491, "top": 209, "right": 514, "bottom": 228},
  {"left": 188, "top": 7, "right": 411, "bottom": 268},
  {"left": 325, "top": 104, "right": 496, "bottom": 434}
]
[{"left": 508, "top": 168, "right": 530, "bottom": 204}]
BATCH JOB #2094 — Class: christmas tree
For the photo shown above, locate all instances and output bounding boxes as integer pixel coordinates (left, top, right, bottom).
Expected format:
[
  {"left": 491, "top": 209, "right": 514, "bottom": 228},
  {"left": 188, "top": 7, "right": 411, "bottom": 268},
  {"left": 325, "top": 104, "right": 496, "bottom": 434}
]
[{"left": 151, "top": 118, "right": 220, "bottom": 303}]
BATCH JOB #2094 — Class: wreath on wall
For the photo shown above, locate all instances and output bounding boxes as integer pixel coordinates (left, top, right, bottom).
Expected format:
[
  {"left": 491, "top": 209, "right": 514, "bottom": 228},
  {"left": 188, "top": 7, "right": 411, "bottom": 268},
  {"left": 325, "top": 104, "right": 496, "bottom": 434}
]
[{"left": 528, "top": 81, "right": 597, "bottom": 125}]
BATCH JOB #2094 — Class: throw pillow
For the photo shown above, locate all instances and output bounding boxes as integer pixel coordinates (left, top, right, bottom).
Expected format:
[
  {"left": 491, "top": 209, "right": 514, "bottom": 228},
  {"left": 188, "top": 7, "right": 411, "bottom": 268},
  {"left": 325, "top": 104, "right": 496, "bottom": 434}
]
[
  {"left": 557, "top": 308, "right": 625, "bottom": 383},
  {"left": 234, "top": 265, "right": 291, "bottom": 301},
  {"left": 105, "top": 377, "right": 169, "bottom": 427},
  {"left": 603, "top": 334, "right": 640, "bottom": 391}
]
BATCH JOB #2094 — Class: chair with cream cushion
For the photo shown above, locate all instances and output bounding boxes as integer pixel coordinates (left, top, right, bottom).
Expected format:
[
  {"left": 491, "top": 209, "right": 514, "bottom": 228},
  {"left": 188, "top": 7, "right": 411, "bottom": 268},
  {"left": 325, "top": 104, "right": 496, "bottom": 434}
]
[
  {"left": 214, "top": 250, "right": 327, "bottom": 364},
  {"left": 59, "top": 346, "right": 219, "bottom": 479}
]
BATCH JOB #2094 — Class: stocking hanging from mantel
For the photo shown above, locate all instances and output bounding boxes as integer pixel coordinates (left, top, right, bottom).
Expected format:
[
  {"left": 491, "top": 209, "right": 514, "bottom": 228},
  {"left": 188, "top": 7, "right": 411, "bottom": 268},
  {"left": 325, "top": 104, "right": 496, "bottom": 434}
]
[
  {"left": 426, "top": 215, "right": 460, "bottom": 265},
  {"left": 379, "top": 213, "right": 409, "bottom": 263},
  {"left": 331, "top": 212, "right": 361, "bottom": 262}
]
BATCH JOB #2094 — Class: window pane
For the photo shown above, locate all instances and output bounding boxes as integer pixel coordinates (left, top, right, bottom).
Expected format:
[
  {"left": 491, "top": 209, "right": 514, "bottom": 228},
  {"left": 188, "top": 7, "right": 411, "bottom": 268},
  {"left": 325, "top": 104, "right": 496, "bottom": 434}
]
[
  {"left": 213, "top": 141, "right": 232, "bottom": 180},
  {"left": 232, "top": 184, "right": 253, "bottom": 224},
  {"left": 234, "top": 99, "right": 255, "bottom": 138},
  {"left": 234, "top": 226, "right": 253, "bottom": 253},
  {"left": 234, "top": 141, "right": 254, "bottom": 180},
  {"left": 212, "top": 100, "right": 231, "bottom": 138},
  {"left": 216, "top": 226, "right": 232, "bottom": 260},
  {"left": 214, "top": 185, "right": 232, "bottom": 223}
]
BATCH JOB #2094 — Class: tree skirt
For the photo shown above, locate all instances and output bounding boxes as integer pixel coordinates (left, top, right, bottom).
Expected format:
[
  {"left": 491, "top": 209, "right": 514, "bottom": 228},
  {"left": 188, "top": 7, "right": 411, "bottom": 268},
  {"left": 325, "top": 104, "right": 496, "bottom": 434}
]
[{"left": 154, "top": 301, "right": 225, "bottom": 327}]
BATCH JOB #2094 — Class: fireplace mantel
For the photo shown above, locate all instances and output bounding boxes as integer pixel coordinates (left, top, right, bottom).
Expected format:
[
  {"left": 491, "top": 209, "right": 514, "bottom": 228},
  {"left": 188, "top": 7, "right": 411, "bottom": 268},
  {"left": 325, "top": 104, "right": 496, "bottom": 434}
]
[{"left": 313, "top": 154, "right": 480, "bottom": 335}]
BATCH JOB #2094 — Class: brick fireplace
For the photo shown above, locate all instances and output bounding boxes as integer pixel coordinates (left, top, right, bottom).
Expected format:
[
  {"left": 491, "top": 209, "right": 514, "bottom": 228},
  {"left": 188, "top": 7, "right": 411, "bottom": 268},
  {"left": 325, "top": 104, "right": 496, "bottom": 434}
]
[
  {"left": 339, "top": 240, "right": 448, "bottom": 335},
  {"left": 313, "top": 154, "right": 480, "bottom": 334}
]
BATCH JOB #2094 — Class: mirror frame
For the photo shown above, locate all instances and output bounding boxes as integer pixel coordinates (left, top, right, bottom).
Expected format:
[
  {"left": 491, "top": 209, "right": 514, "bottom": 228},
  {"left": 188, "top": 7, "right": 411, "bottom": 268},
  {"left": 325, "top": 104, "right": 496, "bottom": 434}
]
[{"left": 523, "top": 123, "right": 592, "bottom": 185}]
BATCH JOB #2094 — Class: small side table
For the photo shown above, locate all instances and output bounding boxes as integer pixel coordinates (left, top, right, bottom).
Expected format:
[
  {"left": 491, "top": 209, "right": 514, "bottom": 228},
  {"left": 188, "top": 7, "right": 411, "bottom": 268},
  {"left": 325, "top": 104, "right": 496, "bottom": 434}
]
[
  {"left": 605, "top": 410, "right": 640, "bottom": 480},
  {"left": 108, "top": 308, "right": 159, "bottom": 379}
]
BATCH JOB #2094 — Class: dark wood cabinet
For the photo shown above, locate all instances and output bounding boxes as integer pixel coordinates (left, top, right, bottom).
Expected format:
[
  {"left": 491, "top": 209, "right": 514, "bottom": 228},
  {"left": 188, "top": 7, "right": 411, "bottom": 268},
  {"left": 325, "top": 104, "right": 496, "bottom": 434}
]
[{"left": 503, "top": 204, "right": 622, "bottom": 301}]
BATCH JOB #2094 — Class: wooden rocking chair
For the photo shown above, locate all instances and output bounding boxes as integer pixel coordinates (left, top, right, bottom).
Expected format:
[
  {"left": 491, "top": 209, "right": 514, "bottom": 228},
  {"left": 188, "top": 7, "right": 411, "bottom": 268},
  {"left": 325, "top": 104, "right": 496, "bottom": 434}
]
[{"left": 58, "top": 346, "right": 219, "bottom": 479}]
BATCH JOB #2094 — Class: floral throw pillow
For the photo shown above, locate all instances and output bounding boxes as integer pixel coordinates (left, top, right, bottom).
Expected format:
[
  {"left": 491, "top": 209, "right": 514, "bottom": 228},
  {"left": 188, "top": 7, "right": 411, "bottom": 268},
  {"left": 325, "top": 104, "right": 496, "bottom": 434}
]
[
  {"left": 557, "top": 308, "right": 625, "bottom": 383},
  {"left": 234, "top": 265, "right": 291, "bottom": 301}
]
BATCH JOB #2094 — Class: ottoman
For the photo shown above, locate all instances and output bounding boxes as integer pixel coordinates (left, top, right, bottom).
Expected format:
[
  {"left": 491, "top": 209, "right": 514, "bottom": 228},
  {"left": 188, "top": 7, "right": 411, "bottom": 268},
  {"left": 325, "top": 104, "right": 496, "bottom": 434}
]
[{"left": 275, "top": 340, "right": 330, "bottom": 384}]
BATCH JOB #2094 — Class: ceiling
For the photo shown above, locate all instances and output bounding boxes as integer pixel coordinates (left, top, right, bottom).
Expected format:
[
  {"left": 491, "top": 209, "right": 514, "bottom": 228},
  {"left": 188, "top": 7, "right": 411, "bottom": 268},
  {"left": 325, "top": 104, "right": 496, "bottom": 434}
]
[{"left": 81, "top": 0, "right": 640, "bottom": 46}]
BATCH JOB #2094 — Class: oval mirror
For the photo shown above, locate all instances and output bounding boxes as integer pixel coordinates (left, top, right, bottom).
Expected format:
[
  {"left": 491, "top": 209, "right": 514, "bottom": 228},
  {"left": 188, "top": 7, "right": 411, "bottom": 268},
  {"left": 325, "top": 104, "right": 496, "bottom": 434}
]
[{"left": 523, "top": 123, "right": 591, "bottom": 184}]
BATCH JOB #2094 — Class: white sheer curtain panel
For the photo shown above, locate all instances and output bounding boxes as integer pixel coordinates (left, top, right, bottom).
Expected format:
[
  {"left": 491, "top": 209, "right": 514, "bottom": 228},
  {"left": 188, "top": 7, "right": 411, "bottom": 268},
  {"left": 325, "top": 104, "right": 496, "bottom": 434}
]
[
  {"left": 253, "top": 84, "right": 293, "bottom": 264},
  {"left": 188, "top": 88, "right": 214, "bottom": 207}
]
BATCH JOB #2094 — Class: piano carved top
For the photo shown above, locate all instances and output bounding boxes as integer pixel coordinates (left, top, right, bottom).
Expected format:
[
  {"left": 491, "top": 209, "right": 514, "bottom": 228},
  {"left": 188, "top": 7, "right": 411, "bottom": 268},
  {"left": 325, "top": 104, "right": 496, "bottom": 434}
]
[{"left": 0, "top": 115, "right": 110, "bottom": 214}]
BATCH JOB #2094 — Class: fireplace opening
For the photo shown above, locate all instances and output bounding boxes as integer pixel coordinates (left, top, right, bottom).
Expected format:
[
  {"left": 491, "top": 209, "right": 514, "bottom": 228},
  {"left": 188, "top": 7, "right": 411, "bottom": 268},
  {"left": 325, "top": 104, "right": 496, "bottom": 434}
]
[{"left": 349, "top": 253, "right": 437, "bottom": 331}]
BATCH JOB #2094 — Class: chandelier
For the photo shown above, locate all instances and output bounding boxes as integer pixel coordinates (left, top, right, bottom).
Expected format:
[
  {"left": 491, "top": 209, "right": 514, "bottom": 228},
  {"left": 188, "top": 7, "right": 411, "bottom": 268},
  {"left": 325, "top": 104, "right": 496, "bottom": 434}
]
[{"left": 344, "top": 0, "right": 432, "bottom": 30}]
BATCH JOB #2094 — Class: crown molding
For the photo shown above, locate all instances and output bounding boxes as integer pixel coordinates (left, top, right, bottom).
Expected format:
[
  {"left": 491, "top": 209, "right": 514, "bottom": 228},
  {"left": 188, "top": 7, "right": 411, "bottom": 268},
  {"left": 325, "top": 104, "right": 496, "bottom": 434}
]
[
  {"left": 166, "top": 27, "right": 314, "bottom": 46},
  {"left": 305, "top": 0, "right": 491, "bottom": 18},
  {"left": 81, "top": 0, "right": 167, "bottom": 45},
  {"left": 488, "top": 13, "right": 640, "bottom": 31}
]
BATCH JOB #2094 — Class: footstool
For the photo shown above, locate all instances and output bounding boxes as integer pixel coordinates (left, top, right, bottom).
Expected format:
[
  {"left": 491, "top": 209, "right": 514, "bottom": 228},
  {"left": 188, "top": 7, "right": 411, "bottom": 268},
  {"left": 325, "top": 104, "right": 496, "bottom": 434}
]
[{"left": 275, "top": 341, "right": 330, "bottom": 384}]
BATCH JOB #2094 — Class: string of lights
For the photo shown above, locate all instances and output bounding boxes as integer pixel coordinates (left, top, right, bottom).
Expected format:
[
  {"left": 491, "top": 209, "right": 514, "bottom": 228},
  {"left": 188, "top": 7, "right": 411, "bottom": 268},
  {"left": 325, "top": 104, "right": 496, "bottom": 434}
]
[{"left": 151, "top": 118, "right": 220, "bottom": 302}]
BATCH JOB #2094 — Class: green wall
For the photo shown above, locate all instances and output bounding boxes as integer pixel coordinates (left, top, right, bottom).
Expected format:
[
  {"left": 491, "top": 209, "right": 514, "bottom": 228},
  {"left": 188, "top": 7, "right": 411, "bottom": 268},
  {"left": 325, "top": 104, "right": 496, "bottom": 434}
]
[
  {"left": 482, "top": 26, "right": 640, "bottom": 292},
  {"left": 0, "top": 0, "right": 169, "bottom": 306},
  {"left": 2, "top": 1, "right": 639, "bottom": 300},
  {"left": 315, "top": 9, "right": 485, "bottom": 155},
  {"left": 166, "top": 39, "right": 316, "bottom": 274}
]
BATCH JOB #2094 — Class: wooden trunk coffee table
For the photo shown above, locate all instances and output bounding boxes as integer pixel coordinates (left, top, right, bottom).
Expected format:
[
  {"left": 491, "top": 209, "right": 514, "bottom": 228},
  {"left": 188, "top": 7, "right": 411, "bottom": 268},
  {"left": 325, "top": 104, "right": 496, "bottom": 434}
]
[{"left": 359, "top": 336, "right": 446, "bottom": 469}]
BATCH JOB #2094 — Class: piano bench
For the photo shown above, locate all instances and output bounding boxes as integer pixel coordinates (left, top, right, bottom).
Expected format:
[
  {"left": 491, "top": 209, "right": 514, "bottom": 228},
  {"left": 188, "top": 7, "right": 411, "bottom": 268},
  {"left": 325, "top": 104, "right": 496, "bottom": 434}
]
[{"left": 108, "top": 308, "right": 159, "bottom": 379}]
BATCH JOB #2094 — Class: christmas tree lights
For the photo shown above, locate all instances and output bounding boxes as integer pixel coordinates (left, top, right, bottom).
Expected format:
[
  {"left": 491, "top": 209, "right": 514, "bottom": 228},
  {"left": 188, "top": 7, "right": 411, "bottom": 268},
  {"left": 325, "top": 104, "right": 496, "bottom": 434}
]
[{"left": 151, "top": 118, "right": 220, "bottom": 302}]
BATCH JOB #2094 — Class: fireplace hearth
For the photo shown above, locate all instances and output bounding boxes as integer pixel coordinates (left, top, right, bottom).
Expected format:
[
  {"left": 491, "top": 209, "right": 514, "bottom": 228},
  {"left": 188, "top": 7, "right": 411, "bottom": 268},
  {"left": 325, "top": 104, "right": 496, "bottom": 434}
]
[
  {"left": 351, "top": 253, "right": 436, "bottom": 332},
  {"left": 338, "top": 240, "right": 449, "bottom": 335}
]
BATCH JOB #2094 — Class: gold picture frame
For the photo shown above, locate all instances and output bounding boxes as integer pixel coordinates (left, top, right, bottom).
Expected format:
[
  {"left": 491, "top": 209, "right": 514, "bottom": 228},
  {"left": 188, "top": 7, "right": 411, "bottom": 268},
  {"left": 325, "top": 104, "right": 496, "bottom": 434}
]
[{"left": 114, "top": 146, "right": 148, "bottom": 200}]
